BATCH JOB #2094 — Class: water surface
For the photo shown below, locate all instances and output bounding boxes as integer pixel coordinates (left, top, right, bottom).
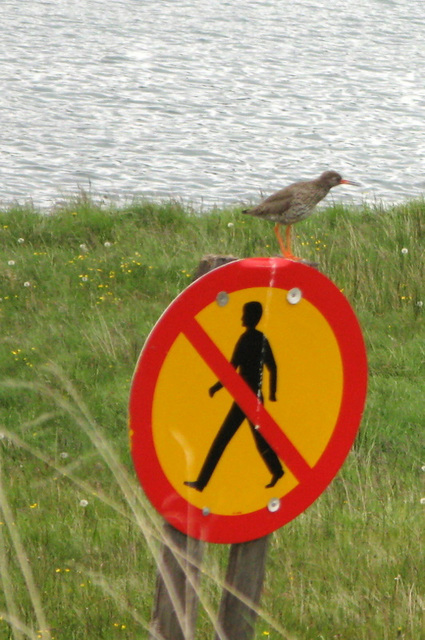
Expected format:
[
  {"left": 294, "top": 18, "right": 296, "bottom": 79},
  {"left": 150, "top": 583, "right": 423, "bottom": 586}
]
[{"left": 2, "top": 0, "right": 425, "bottom": 209}]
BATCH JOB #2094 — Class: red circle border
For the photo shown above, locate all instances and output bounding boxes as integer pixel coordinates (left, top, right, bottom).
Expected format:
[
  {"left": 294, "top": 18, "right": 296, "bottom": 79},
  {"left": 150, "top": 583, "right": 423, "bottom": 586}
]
[{"left": 129, "top": 258, "right": 368, "bottom": 543}]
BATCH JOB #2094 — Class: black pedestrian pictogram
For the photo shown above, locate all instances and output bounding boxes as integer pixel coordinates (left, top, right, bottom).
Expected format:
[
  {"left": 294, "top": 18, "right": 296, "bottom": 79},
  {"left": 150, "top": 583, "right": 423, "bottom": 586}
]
[{"left": 184, "top": 301, "right": 284, "bottom": 491}]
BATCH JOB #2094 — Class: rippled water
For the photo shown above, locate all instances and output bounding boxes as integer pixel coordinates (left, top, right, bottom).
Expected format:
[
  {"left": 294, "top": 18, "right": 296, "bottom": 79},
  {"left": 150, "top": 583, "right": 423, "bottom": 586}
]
[{"left": 2, "top": 0, "right": 425, "bottom": 209}]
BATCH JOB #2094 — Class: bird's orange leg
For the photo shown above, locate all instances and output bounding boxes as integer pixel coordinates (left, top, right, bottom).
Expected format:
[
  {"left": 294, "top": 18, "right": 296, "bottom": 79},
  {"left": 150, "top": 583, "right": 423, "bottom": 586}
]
[
  {"left": 285, "top": 225, "right": 292, "bottom": 256},
  {"left": 274, "top": 224, "right": 298, "bottom": 260},
  {"left": 274, "top": 223, "right": 287, "bottom": 255}
]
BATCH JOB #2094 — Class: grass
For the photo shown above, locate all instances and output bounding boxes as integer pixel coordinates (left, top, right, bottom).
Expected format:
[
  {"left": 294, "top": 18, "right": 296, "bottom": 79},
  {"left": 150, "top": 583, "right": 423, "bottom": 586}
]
[{"left": 0, "top": 194, "right": 424, "bottom": 639}]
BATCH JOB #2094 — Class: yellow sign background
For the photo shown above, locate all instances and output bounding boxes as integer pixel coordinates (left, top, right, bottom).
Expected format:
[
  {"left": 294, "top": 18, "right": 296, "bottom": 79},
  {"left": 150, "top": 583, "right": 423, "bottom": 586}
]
[{"left": 152, "top": 286, "right": 343, "bottom": 515}]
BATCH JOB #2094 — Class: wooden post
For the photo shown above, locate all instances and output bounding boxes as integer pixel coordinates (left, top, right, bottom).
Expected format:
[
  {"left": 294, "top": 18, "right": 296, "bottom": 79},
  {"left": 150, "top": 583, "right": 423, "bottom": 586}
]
[
  {"left": 149, "top": 523, "right": 204, "bottom": 640},
  {"left": 191, "top": 254, "right": 238, "bottom": 282},
  {"left": 214, "top": 536, "right": 270, "bottom": 640}
]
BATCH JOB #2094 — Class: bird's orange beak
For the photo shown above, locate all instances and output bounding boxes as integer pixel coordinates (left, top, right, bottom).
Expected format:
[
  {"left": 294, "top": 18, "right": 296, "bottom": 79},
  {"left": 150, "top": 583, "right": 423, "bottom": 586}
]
[{"left": 340, "top": 178, "right": 360, "bottom": 186}]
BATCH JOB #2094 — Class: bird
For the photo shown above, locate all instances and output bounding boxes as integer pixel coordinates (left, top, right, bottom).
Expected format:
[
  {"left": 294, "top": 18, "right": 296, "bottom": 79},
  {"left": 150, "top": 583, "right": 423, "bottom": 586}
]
[{"left": 242, "top": 170, "right": 359, "bottom": 260}]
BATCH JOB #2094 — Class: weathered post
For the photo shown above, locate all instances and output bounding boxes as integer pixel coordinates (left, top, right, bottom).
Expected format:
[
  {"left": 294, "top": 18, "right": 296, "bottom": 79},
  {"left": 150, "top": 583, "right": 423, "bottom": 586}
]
[
  {"left": 149, "top": 523, "right": 204, "bottom": 640},
  {"left": 214, "top": 536, "right": 270, "bottom": 640}
]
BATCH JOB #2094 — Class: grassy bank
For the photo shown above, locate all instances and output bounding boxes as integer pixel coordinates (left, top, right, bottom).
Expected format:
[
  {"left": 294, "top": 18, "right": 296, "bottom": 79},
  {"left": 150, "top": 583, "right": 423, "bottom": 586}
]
[{"left": 0, "top": 195, "right": 424, "bottom": 639}]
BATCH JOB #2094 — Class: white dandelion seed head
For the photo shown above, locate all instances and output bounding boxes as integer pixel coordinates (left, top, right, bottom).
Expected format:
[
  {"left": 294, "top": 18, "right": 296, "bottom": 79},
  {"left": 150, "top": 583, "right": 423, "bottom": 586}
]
[
  {"left": 23, "top": 281, "right": 31, "bottom": 287},
  {"left": 17, "top": 238, "right": 25, "bottom": 244},
  {"left": 81, "top": 276, "right": 88, "bottom": 282},
  {"left": 227, "top": 222, "right": 234, "bottom": 228},
  {"left": 79, "top": 243, "right": 88, "bottom": 252},
  {"left": 421, "top": 465, "right": 425, "bottom": 472},
  {"left": 401, "top": 247, "right": 408, "bottom": 255},
  {"left": 79, "top": 499, "right": 89, "bottom": 508},
  {"left": 60, "top": 452, "right": 69, "bottom": 459},
  {"left": 104, "top": 241, "right": 112, "bottom": 248},
  {"left": 420, "top": 497, "right": 425, "bottom": 505},
  {"left": 8, "top": 260, "right": 15, "bottom": 266},
  {"left": 417, "top": 301, "right": 423, "bottom": 308}
]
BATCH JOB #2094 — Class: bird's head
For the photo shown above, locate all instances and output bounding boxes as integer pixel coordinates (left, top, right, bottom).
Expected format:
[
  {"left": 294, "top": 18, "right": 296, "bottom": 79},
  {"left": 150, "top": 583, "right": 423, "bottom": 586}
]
[{"left": 320, "top": 170, "right": 359, "bottom": 188}]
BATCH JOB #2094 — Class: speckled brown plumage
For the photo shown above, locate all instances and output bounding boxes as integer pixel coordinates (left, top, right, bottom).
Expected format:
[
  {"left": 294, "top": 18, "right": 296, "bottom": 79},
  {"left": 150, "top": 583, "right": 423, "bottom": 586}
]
[{"left": 243, "top": 170, "right": 359, "bottom": 259}]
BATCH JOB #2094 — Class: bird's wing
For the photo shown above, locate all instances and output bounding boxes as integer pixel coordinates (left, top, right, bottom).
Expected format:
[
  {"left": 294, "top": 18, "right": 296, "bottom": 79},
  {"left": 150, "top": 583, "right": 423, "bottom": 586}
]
[{"left": 243, "top": 186, "right": 295, "bottom": 218}]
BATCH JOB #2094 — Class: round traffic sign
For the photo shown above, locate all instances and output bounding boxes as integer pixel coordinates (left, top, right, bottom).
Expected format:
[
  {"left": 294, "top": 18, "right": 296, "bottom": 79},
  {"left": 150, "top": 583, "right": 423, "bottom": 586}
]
[{"left": 129, "top": 258, "right": 367, "bottom": 543}]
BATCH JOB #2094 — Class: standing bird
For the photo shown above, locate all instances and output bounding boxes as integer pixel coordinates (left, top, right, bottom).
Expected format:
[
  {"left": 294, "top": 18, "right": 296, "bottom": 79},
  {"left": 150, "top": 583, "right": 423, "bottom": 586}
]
[{"left": 242, "top": 170, "right": 359, "bottom": 260}]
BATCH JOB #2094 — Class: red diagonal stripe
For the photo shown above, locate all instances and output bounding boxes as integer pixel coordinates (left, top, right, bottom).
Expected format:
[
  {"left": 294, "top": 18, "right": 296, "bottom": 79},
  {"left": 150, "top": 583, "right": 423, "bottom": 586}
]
[{"left": 182, "top": 317, "right": 312, "bottom": 483}]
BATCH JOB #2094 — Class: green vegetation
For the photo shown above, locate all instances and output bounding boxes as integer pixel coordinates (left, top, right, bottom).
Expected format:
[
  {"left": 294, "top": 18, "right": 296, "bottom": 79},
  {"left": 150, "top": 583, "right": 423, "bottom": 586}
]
[{"left": 0, "top": 195, "right": 424, "bottom": 639}]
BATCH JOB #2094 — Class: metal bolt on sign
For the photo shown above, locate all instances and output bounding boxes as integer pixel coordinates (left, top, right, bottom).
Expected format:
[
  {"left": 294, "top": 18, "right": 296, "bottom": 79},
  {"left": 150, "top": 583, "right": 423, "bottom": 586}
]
[
  {"left": 287, "top": 287, "right": 302, "bottom": 304},
  {"left": 216, "top": 291, "right": 229, "bottom": 306},
  {"left": 268, "top": 498, "right": 281, "bottom": 513}
]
